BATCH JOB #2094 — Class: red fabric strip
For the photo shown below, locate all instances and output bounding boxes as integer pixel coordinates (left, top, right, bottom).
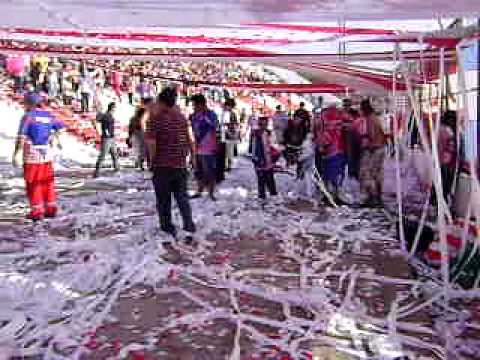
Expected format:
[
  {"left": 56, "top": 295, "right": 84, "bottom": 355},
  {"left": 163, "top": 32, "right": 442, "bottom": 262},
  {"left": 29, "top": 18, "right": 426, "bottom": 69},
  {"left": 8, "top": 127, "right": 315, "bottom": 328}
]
[{"left": 249, "top": 23, "right": 397, "bottom": 35}]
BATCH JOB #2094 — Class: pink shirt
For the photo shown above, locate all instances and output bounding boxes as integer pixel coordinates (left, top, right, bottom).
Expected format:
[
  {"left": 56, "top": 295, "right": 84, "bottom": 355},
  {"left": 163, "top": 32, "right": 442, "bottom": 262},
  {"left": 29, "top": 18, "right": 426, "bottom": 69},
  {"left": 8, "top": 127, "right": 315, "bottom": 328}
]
[{"left": 320, "top": 129, "right": 345, "bottom": 157}]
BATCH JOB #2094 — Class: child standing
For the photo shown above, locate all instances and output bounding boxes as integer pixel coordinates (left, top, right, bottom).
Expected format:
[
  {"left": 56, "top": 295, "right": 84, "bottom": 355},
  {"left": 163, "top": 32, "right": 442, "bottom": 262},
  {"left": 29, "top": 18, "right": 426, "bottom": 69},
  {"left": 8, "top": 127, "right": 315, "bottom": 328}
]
[{"left": 252, "top": 116, "right": 279, "bottom": 200}]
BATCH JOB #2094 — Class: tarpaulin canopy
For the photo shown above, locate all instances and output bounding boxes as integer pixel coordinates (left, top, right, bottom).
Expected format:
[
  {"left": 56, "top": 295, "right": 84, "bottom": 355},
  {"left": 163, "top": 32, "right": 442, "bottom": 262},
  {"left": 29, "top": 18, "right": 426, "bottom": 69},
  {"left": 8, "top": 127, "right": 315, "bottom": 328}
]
[
  {"left": 0, "top": 0, "right": 478, "bottom": 28},
  {"left": 0, "top": 1, "right": 476, "bottom": 95}
]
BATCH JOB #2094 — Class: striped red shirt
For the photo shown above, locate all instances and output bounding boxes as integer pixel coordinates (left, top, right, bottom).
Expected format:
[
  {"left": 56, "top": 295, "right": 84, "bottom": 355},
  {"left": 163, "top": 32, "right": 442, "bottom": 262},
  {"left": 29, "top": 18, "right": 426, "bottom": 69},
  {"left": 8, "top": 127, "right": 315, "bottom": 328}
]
[{"left": 152, "top": 106, "right": 191, "bottom": 168}]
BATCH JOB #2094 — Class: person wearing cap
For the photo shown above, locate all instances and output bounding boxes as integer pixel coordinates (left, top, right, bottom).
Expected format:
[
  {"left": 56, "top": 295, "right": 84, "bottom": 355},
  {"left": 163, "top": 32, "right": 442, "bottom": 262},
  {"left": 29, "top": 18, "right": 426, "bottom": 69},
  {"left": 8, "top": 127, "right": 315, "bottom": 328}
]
[{"left": 12, "top": 92, "right": 64, "bottom": 221}]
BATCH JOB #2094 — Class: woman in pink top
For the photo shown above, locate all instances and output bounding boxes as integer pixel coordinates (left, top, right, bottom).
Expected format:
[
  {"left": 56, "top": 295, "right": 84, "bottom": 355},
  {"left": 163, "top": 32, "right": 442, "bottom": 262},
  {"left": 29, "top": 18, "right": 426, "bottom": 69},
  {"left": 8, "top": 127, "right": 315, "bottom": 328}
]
[{"left": 111, "top": 70, "right": 123, "bottom": 101}]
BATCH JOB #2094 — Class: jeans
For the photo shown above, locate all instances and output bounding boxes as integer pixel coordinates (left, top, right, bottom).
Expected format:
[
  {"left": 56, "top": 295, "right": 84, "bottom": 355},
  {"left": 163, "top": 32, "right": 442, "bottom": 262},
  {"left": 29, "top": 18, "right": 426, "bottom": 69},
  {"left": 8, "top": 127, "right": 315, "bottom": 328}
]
[
  {"left": 152, "top": 167, "right": 196, "bottom": 235},
  {"left": 216, "top": 142, "right": 226, "bottom": 183},
  {"left": 195, "top": 154, "right": 217, "bottom": 184},
  {"left": 48, "top": 84, "right": 59, "bottom": 98},
  {"left": 131, "top": 131, "right": 145, "bottom": 168},
  {"left": 359, "top": 147, "right": 385, "bottom": 201},
  {"left": 81, "top": 92, "right": 90, "bottom": 113},
  {"left": 225, "top": 140, "right": 237, "bottom": 170},
  {"left": 94, "top": 138, "right": 119, "bottom": 175},
  {"left": 322, "top": 154, "right": 347, "bottom": 191},
  {"left": 256, "top": 169, "right": 277, "bottom": 199},
  {"left": 14, "top": 75, "right": 24, "bottom": 93}
]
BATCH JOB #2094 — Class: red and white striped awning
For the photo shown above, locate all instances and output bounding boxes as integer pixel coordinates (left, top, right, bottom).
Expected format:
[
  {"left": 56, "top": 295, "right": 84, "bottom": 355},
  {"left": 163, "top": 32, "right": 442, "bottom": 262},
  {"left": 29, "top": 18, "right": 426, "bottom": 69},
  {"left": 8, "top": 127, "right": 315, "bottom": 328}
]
[
  {"left": 0, "top": 1, "right": 476, "bottom": 95},
  {"left": 0, "top": 1, "right": 478, "bottom": 28}
]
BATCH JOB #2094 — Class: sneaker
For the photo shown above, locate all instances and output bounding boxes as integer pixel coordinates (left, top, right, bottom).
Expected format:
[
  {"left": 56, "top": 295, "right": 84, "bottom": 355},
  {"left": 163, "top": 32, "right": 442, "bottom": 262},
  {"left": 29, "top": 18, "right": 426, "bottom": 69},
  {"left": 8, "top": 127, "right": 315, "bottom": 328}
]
[
  {"left": 334, "top": 196, "right": 350, "bottom": 207},
  {"left": 177, "top": 230, "right": 195, "bottom": 246},
  {"left": 372, "top": 197, "right": 384, "bottom": 208},
  {"left": 27, "top": 212, "right": 44, "bottom": 222},
  {"left": 359, "top": 199, "right": 374, "bottom": 208},
  {"left": 258, "top": 198, "right": 267, "bottom": 209},
  {"left": 209, "top": 194, "right": 217, "bottom": 202},
  {"left": 190, "top": 193, "right": 202, "bottom": 199},
  {"left": 161, "top": 231, "right": 176, "bottom": 246}
]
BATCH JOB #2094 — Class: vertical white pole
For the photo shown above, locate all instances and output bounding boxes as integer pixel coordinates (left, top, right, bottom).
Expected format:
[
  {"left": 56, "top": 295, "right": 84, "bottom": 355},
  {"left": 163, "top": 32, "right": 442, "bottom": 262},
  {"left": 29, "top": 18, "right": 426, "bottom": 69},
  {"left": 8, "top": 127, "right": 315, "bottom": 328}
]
[
  {"left": 429, "top": 47, "right": 451, "bottom": 303},
  {"left": 393, "top": 45, "right": 406, "bottom": 251}
]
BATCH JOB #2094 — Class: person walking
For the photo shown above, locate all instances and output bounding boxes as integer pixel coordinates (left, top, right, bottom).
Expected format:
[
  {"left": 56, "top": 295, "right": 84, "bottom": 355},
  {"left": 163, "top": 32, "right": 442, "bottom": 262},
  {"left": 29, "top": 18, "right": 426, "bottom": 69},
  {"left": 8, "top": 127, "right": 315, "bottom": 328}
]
[
  {"left": 283, "top": 114, "right": 308, "bottom": 167},
  {"left": 252, "top": 116, "right": 279, "bottom": 201},
  {"left": 318, "top": 110, "right": 347, "bottom": 203},
  {"left": 357, "top": 99, "right": 387, "bottom": 207},
  {"left": 293, "top": 102, "right": 312, "bottom": 133},
  {"left": 272, "top": 105, "right": 289, "bottom": 145},
  {"left": 111, "top": 68, "right": 123, "bottom": 102},
  {"left": 47, "top": 70, "right": 60, "bottom": 99},
  {"left": 127, "top": 107, "right": 147, "bottom": 170},
  {"left": 12, "top": 92, "right": 64, "bottom": 221},
  {"left": 148, "top": 88, "right": 196, "bottom": 241},
  {"left": 126, "top": 76, "right": 135, "bottom": 106},
  {"left": 93, "top": 102, "right": 120, "bottom": 178},
  {"left": 223, "top": 98, "right": 239, "bottom": 171},
  {"left": 136, "top": 76, "right": 153, "bottom": 102},
  {"left": 79, "top": 70, "right": 94, "bottom": 113},
  {"left": 189, "top": 94, "right": 218, "bottom": 201}
]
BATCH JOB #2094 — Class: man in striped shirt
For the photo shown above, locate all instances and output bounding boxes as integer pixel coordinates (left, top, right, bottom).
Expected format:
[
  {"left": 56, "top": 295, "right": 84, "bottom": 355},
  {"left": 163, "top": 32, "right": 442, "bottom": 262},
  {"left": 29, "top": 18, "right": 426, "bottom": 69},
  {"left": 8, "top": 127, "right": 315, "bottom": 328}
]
[{"left": 147, "top": 87, "right": 197, "bottom": 241}]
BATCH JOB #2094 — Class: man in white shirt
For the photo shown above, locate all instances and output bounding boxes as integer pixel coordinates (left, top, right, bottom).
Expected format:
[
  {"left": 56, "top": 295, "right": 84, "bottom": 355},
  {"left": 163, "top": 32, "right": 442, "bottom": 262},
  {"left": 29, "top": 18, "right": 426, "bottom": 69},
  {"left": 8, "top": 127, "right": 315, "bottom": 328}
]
[
  {"left": 79, "top": 71, "right": 94, "bottom": 113},
  {"left": 220, "top": 98, "right": 239, "bottom": 171}
]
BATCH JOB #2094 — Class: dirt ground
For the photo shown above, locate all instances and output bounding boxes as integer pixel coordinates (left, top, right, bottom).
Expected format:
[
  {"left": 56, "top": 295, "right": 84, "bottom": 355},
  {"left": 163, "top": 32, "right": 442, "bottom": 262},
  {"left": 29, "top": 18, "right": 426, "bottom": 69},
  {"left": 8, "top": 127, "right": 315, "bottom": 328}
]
[{"left": 1, "top": 164, "right": 479, "bottom": 360}]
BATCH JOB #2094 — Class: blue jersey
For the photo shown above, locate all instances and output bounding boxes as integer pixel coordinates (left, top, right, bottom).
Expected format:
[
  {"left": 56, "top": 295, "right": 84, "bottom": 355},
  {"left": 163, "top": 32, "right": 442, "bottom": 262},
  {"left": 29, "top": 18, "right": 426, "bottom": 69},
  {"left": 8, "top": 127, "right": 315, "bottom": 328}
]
[{"left": 18, "top": 109, "right": 64, "bottom": 164}]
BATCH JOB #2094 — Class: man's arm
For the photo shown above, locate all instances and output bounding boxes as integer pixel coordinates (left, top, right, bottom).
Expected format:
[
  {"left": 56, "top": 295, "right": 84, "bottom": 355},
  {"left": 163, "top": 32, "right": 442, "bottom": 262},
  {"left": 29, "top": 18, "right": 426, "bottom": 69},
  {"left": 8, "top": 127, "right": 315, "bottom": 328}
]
[
  {"left": 91, "top": 113, "right": 101, "bottom": 135},
  {"left": 186, "top": 117, "right": 197, "bottom": 168},
  {"left": 12, "top": 135, "right": 24, "bottom": 167},
  {"left": 186, "top": 118, "right": 196, "bottom": 155},
  {"left": 144, "top": 110, "right": 156, "bottom": 162},
  {"left": 140, "top": 108, "right": 150, "bottom": 133},
  {"left": 53, "top": 129, "right": 64, "bottom": 150},
  {"left": 12, "top": 115, "right": 27, "bottom": 167}
]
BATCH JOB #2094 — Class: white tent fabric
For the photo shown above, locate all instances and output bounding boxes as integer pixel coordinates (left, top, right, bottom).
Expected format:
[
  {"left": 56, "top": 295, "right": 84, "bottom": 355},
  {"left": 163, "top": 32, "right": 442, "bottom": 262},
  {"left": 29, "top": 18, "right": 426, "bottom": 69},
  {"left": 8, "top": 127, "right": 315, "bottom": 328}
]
[
  {"left": 0, "top": 3, "right": 474, "bottom": 94},
  {"left": 1, "top": 0, "right": 479, "bottom": 28}
]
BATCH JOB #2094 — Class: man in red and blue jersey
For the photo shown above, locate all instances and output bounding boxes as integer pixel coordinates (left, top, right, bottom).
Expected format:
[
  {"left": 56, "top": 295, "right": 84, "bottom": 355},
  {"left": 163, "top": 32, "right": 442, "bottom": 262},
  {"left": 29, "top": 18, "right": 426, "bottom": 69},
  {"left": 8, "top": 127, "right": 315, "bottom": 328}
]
[{"left": 12, "top": 92, "right": 65, "bottom": 221}]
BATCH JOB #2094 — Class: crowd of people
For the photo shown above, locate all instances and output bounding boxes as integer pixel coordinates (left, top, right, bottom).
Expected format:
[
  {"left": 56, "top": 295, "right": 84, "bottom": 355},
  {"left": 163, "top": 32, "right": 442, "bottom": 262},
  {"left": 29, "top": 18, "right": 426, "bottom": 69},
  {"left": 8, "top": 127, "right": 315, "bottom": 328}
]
[
  {"left": 250, "top": 98, "right": 391, "bottom": 206},
  {"left": 5, "top": 54, "right": 463, "bottom": 244},
  {"left": 5, "top": 56, "right": 279, "bottom": 112}
]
